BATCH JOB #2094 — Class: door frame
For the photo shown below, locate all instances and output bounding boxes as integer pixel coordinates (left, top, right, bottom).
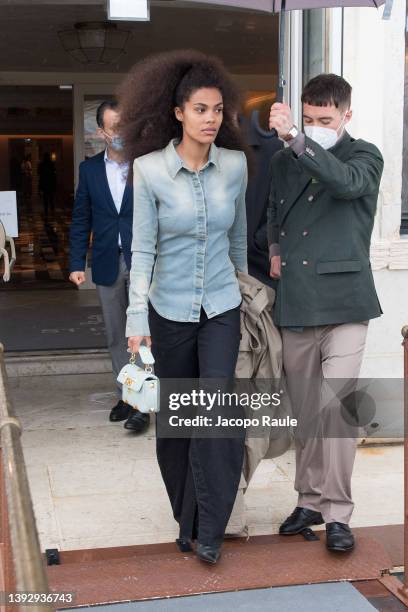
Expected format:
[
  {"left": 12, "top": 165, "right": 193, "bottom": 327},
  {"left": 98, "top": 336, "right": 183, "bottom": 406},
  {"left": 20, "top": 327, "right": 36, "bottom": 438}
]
[{"left": 287, "top": 8, "right": 344, "bottom": 128}]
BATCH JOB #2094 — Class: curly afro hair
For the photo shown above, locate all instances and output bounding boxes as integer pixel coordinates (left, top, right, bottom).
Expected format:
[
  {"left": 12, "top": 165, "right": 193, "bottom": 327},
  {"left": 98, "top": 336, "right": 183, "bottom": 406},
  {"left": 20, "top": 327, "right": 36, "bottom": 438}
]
[{"left": 117, "top": 49, "right": 250, "bottom": 164}]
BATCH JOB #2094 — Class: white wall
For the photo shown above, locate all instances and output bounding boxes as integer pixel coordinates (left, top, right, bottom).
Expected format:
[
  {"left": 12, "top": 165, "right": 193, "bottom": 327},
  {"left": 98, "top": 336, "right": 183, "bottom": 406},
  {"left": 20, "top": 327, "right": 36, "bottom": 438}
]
[
  {"left": 343, "top": 0, "right": 406, "bottom": 248},
  {"left": 361, "top": 269, "right": 408, "bottom": 377},
  {"left": 342, "top": 1, "right": 408, "bottom": 377}
]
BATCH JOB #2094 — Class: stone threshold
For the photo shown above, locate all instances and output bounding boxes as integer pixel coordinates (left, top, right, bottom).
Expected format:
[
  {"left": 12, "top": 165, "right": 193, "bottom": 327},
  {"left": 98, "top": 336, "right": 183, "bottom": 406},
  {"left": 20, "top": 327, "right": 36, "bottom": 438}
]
[
  {"left": 4, "top": 350, "right": 404, "bottom": 446},
  {"left": 5, "top": 349, "right": 111, "bottom": 378}
]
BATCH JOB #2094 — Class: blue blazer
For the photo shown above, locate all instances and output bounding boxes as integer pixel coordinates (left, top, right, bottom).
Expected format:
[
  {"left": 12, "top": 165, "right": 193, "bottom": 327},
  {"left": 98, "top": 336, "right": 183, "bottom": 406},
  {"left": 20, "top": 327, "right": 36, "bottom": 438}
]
[{"left": 69, "top": 151, "right": 133, "bottom": 286}]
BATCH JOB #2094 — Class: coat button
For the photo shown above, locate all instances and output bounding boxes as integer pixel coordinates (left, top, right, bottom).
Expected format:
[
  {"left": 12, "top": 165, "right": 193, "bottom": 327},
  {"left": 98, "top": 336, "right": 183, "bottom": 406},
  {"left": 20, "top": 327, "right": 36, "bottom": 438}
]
[
  {"left": 302, "top": 260, "right": 308, "bottom": 265},
  {"left": 281, "top": 261, "right": 287, "bottom": 267},
  {"left": 302, "top": 230, "right": 309, "bottom": 236},
  {"left": 307, "top": 195, "right": 314, "bottom": 202},
  {"left": 280, "top": 230, "right": 286, "bottom": 237},
  {"left": 280, "top": 199, "right": 285, "bottom": 204}
]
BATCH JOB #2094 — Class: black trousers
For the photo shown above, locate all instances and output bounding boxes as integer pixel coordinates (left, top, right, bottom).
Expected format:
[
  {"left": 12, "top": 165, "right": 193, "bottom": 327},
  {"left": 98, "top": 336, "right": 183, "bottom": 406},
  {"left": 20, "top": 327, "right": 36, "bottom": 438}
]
[{"left": 149, "top": 302, "right": 244, "bottom": 546}]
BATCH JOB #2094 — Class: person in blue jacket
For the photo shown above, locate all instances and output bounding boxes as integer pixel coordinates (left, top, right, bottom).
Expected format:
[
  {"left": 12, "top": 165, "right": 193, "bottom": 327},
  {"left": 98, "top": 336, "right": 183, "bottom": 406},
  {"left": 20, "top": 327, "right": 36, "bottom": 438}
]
[{"left": 69, "top": 100, "right": 149, "bottom": 434}]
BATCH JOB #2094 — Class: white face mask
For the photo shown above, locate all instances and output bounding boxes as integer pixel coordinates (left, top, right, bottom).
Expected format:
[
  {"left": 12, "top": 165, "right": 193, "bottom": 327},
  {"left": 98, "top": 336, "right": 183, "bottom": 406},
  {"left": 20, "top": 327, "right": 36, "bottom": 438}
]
[{"left": 304, "top": 114, "right": 347, "bottom": 150}]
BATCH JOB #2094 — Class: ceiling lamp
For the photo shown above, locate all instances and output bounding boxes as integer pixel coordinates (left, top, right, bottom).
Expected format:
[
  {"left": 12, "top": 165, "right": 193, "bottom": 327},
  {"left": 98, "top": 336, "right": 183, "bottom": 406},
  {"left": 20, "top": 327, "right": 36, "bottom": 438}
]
[
  {"left": 58, "top": 22, "right": 130, "bottom": 64},
  {"left": 107, "top": 0, "right": 150, "bottom": 21}
]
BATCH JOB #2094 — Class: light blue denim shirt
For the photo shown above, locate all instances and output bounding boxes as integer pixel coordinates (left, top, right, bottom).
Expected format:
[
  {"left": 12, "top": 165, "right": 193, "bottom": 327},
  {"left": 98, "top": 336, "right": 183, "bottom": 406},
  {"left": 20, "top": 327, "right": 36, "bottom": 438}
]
[{"left": 126, "top": 138, "right": 248, "bottom": 337}]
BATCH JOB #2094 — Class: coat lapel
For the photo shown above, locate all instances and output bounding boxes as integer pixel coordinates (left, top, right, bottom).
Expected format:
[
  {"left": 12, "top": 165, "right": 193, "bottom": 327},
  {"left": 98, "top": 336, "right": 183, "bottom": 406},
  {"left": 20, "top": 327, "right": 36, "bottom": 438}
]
[
  {"left": 280, "top": 155, "right": 312, "bottom": 225},
  {"left": 119, "top": 182, "right": 132, "bottom": 214},
  {"left": 330, "top": 131, "right": 354, "bottom": 162},
  {"left": 96, "top": 153, "right": 119, "bottom": 216},
  {"left": 279, "top": 132, "right": 354, "bottom": 226}
]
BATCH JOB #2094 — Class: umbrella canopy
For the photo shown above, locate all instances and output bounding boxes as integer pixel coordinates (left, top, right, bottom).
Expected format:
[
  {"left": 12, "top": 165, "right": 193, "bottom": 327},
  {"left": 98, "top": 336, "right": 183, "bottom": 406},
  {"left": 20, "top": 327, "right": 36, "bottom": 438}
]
[
  {"left": 273, "top": 0, "right": 385, "bottom": 8},
  {"left": 184, "top": 0, "right": 389, "bottom": 133},
  {"left": 186, "top": 0, "right": 385, "bottom": 11},
  {"left": 186, "top": 0, "right": 387, "bottom": 88}
]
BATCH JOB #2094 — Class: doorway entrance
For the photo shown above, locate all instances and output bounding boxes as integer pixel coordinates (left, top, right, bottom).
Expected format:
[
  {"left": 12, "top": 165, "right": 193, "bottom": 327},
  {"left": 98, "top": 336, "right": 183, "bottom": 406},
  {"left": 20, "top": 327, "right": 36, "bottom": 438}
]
[
  {"left": 0, "top": 85, "right": 107, "bottom": 352},
  {"left": 0, "top": 86, "right": 74, "bottom": 290},
  {"left": 6, "top": 135, "right": 73, "bottom": 289}
]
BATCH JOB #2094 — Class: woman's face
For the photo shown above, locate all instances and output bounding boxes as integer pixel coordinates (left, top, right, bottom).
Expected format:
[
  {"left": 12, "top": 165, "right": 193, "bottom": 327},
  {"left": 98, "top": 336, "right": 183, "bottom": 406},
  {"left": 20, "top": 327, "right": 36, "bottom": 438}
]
[{"left": 175, "top": 87, "right": 223, "bottom": 145}]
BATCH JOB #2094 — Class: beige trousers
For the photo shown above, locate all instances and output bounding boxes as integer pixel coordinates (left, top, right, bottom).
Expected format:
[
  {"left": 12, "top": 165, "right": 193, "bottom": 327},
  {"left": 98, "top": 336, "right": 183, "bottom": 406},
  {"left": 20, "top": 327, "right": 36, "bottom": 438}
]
[{"left": 282, "top": 322, "right": 368, "bottom": 524}]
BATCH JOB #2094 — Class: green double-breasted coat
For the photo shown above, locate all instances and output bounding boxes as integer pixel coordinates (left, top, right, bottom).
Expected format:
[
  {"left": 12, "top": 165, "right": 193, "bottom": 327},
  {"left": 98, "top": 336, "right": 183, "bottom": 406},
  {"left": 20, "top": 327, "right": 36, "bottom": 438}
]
[{"left": 267, "top": 132, "right": 384, "bottom": 327}]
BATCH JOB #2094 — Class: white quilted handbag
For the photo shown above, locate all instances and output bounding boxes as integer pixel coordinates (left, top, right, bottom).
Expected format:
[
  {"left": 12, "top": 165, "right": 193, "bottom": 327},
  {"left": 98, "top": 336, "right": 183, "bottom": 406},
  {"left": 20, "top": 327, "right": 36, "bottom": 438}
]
[{"left": 117, "top": 346, "right": 159, "bottom": 414}]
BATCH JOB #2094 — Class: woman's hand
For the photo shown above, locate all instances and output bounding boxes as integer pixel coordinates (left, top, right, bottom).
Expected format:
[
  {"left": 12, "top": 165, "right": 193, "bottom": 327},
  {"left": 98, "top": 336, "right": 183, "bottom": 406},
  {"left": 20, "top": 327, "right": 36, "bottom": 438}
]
[{"left": 128, "top": 336, "right": 152, "bottom": 354}]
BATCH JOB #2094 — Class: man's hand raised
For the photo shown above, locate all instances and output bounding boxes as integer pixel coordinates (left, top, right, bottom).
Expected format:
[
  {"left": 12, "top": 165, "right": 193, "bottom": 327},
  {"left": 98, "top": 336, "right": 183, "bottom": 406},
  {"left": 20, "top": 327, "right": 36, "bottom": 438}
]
[{"left": 269, "top": 102, "right": 294, "bottom": 140}]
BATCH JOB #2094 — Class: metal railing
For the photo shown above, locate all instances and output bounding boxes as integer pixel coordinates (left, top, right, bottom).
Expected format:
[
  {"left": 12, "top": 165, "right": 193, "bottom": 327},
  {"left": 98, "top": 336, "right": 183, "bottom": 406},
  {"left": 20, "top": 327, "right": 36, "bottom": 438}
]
[
  {"left": 402, "top": 325, "right": 408, "bottom": 597},
  {"left": 0, "top": 343, "right": 51, "bottom": 611},
  {"left": 381, "top": 326, "right": 408, "bottom": 605}
]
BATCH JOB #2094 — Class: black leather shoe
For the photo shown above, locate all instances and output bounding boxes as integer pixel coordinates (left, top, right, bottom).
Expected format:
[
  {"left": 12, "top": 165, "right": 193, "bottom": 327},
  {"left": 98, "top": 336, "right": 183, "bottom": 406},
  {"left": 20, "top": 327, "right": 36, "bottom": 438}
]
[
  {"left": 196, "top": 543, "right": 221, "bottom": 565},
  {"left": 176, "top": 538, "right": 193, "bottom": 552},
  {"left": 326, "top": 522, "right": 355, "bottom": 552},
  {"left": 279, "top": 506, "right": 324, "bottom": 535},
  {"left": 109, "top": 400, "right": 132, "bottom": 422},
  {"left": 124, "top": 410, "right": 150, "bottom": 433}
]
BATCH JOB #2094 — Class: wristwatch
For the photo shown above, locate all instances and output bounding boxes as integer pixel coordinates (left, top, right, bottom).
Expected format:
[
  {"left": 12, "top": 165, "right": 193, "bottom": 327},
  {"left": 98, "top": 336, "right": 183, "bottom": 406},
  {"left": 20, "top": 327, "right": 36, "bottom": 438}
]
[{"left": 284, "top": 125, "right": 299, "bottom": 141}]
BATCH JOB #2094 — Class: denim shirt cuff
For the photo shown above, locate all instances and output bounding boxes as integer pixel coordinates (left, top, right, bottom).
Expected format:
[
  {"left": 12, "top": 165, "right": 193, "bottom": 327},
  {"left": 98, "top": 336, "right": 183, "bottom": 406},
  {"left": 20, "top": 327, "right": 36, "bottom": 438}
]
[{"left": 126, "top": 312, "right": 151, "bottom": 338}]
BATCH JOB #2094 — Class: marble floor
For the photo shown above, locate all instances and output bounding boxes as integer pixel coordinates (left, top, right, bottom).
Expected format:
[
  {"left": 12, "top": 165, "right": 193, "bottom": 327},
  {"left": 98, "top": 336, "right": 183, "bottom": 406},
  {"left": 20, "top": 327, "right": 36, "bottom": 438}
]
[
  {"left": 9, "top": 372, "right": 404, "bottom": 553},
  {"left": 1, "top": 195, "right": 72, "bottom": 291}
]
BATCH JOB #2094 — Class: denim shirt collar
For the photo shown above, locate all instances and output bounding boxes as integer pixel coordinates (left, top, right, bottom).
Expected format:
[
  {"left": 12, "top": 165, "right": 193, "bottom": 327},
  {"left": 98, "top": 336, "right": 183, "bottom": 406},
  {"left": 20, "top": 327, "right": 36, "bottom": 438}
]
[{"left": 165, "top": 138, "right": 220, "bottom": 179}]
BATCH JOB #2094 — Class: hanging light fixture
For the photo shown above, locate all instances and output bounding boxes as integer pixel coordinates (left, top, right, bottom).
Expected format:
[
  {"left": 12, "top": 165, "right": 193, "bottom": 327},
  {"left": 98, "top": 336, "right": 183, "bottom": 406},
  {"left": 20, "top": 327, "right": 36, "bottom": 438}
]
[{"left": 58, "top": 22, "right": 130, "bottom": 65}]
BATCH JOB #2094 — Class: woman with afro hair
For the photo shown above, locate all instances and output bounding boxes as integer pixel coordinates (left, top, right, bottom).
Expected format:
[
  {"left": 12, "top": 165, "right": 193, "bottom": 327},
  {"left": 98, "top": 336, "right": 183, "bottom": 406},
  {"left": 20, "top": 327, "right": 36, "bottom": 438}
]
[{"left": 120, "top": 49, "right": 249, "bottom": 565}]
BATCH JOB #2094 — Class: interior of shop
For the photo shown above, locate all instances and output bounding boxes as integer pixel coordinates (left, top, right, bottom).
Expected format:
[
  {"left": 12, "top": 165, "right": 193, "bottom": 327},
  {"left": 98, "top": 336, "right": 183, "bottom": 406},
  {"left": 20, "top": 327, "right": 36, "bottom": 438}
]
[{"left": 0, "top": 86, "right": 74, "bottom": 290}]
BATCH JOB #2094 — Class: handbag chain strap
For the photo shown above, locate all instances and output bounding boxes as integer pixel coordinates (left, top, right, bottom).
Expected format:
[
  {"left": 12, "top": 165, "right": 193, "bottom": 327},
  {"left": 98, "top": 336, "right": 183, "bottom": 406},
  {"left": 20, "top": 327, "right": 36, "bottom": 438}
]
[{"left": 130, "top": 352, "right": 153, "bottom": 374}]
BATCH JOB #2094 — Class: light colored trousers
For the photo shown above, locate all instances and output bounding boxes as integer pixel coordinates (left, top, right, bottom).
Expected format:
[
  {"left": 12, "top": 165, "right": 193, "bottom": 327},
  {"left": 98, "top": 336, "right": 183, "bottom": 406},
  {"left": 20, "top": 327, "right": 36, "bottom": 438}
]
[
  {"left": 96, "top": 254, "right": 130, "bottom": 397},
  {"left": 282, "top": 322, "right": 369, "bottom": 524}
]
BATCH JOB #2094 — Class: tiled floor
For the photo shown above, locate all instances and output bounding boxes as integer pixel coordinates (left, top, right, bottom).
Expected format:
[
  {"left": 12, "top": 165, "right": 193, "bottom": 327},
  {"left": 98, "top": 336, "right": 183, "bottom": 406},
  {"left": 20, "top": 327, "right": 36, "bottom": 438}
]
[
  {"left": 9, "top": 372, "right": 404, "bottom": 553},
  {"left": 1, "top": 195, "right": 72, "bottom": 290}
]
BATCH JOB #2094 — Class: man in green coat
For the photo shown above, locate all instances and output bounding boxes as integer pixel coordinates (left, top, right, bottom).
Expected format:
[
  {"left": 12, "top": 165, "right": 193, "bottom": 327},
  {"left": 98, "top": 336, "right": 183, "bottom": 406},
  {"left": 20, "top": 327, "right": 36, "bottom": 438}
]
[{"left": 267, "top": 74, "right": 383, "bottom": 552}]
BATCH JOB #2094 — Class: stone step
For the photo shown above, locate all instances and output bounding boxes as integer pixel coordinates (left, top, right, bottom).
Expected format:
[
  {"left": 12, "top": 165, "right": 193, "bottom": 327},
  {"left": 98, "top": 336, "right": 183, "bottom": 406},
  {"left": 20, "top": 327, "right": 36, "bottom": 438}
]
[
  {"left": 5, "top": 350, "right": 112, "bottom": 378},
  {"left": 4, "top": 352, "right": 403, "bottom": 444}
]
